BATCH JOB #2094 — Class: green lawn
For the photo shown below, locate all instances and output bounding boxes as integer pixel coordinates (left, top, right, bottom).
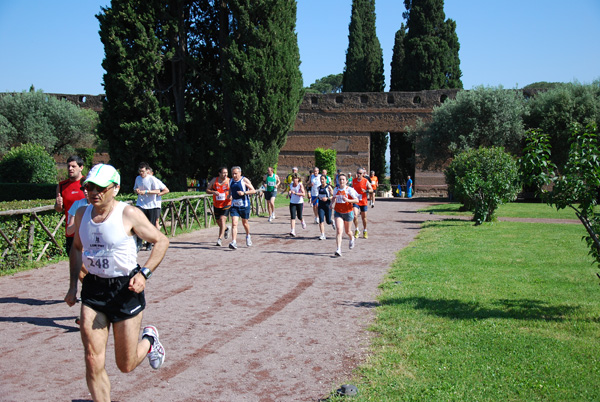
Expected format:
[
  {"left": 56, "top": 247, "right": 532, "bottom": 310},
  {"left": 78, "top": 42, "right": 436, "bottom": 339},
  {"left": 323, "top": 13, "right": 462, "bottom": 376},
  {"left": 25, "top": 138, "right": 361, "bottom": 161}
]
[
  {"left": 418, "top": 202, "right": 581, "bottom": 220},
  {"left": 332, "top": 217, "right": 600, "bottom": 401}
]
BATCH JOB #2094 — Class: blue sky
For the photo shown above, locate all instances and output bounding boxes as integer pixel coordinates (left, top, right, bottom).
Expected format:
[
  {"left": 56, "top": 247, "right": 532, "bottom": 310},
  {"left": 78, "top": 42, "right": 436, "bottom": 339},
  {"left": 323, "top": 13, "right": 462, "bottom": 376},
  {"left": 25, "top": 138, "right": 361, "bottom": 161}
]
[{"left": 0, "top": 0, "right": 598, "bottom": 95}]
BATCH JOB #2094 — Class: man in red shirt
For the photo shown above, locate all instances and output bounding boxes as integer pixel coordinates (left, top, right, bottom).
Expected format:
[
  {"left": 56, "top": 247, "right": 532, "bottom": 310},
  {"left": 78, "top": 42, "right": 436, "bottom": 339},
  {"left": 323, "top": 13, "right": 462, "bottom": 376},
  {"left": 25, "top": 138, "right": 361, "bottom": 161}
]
[
  {"left": 54, "top": 155, "right": 85, "bottom": 255},
  {"left": 352, "top": 168, "right": 373, "bottom": 239}
]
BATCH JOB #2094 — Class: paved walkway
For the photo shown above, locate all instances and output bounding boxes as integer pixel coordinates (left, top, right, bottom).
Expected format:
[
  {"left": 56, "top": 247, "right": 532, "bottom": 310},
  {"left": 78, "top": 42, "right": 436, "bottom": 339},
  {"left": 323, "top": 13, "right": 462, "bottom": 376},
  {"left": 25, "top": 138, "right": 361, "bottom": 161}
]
[{"left": 1, "top": 198, "right": 564, "bottom": 401}]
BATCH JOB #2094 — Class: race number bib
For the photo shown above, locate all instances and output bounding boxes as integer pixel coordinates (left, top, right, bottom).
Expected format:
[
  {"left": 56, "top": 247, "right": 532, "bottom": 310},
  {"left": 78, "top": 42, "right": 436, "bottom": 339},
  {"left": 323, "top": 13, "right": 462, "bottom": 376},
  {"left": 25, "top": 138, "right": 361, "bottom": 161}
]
[
  {"left": 216, "top": 192, "right": 227, "bottom": 201},
  {"left": 233, "top": 198, "right": 245, "bottom": 207},
  {"left": 84, "top": 249, "right": 117, "bottom": 276},
  {"left": 336, "top": 195, "right": 345, "bottom": 203}
]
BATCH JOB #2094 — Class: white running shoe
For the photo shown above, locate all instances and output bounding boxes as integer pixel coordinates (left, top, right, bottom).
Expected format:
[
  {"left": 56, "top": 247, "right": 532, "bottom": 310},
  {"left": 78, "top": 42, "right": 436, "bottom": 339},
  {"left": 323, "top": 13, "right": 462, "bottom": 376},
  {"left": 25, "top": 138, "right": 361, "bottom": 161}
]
[
  {"left": 272, "top": 213, "right": 276, "bottom": 219},
  {"left": 268, "top": 216, "right": 273, "bottom": 222},
  {"left": 354, "top": 229, "right": 360, "bottom": 239},
  {"left": 314, "top": 217, "right": 319, "bottom": 224},
  {"left": 335, "top": 249, "right": 342, "bottom": 257},
  {"left": 349, "top": 237, "right": 355, "bottom": 249},
  {"left": 229, "top": 241, "right": 237, "bottom": 250},
  {"left": 246, "top": 235, "right": 252, "bottom": 247},
  {"left": 301, "top": 220, "right": 307, "bottom": 229},
  {"left": 224, "top": 226, "right": 230, "bottom": 239},
  {"left": 216, "top": 238, "right": 222, "bottom": 246},
  {"left": 290, "top": 230, "right": 296, "bottom": 237},
  {"left": 142, "top": 325, "right": 165, "bottom": 370},
  {"left": 319, "top": 233, "right": 326, "bottom": 240}
]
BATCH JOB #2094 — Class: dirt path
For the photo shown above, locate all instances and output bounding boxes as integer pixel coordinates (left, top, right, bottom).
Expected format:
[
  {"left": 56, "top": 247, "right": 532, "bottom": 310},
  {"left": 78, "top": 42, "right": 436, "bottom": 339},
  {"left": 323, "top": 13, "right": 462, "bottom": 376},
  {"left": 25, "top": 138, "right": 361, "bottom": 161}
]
[{"left": 1, "top": 199, "right": 568, "bottom": 401}]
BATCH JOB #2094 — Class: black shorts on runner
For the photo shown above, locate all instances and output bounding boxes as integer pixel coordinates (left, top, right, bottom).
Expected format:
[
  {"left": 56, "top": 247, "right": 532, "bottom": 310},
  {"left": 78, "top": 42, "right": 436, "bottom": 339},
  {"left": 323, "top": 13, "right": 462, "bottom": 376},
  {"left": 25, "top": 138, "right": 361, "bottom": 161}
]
[
  {"left": 137, "top": 206, "right": 161, "bottom": 225},
  {"left": 214, "top": 206, "right": 231, "bottom": 219},
  {"left": 81, "top": 267, "right": 146, "bottom": 323}
]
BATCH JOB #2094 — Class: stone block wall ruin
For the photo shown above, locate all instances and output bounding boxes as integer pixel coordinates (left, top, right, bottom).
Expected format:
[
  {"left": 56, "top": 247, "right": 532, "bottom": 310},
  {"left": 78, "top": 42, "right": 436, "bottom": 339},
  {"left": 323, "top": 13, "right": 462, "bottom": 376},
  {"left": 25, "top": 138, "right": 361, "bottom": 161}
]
[{"left": 278, "top": 89, "right": 460, "bottom": 195}]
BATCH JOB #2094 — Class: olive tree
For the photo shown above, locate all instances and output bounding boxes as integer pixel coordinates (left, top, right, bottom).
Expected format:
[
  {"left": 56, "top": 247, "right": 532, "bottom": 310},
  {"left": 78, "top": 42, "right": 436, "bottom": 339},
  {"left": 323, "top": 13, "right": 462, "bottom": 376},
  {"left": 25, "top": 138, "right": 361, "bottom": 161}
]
[{"left": 416, "top": 86, "right": 527, "bottom": 169}]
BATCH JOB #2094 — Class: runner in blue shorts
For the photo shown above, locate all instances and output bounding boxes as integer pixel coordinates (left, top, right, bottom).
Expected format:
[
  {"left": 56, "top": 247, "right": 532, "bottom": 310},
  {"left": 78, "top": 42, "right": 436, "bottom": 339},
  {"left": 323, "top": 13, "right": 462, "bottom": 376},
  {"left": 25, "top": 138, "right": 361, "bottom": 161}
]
[{"left": 228, "top": 166, "right": 256, "bottom": 249}]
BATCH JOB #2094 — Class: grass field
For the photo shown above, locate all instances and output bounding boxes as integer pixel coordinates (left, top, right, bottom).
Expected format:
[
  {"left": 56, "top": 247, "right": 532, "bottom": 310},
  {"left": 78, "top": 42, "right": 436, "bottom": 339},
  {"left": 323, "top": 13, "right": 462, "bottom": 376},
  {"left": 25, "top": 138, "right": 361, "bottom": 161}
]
[
  {"left": 330, "top": 211, "right": 600, "bottom": 401},
  {"left": 418, "top": 201, "right": 581, "bottom": 220}
]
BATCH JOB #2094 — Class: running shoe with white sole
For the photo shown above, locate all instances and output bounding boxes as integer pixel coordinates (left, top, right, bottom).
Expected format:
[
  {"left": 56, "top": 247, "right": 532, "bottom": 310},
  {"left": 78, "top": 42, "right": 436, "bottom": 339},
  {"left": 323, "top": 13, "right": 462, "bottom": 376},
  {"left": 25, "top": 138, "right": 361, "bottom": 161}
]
[
  {"left": 216, "top": 238, "right": 222, "bottom": 246},
  {"left": 314, "top": 217, "right": 319, "bottom": 224},
  {"left": 268, "top": 216, "right": 273, "bottom": 222},
  {"left": 363, "top": 230, "right": 368, "bottom": 239},
  {"left": 229, "top": 241, "right": 237, "bottom": 250},
  {"left": 301, "top": 220, "right": 307, "bottom": 230},
  {"left": 319, "top": 233, "right": 326, "bottom": 240},
  {"left": 290, "top": 230, "right": 296, "bottom": 237},
  {"left": 224, "top": 226, "right": 230, "bottom": 239},
  {"left": 349, "top": 237, "right": 355, "bottom": 249},
  {"left": 142, "top": 325, "right": 165, "bottom": 370},
  {"left": 246, "top": 235, "right": 252, "bottom": 247},
  {"left": 354, "top": 229, "right": 359, "bottom": 239},
  {"left": 335, "top": 249, "right": 342, "bottom": 257}
]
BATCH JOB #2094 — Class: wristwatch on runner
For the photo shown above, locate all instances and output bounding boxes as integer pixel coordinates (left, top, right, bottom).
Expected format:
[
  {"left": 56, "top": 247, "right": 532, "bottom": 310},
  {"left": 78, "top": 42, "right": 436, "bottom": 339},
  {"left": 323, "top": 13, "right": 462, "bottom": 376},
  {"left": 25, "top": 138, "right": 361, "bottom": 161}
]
[{"left": 140, "top": 267, "right": 152, "bottom": 280}]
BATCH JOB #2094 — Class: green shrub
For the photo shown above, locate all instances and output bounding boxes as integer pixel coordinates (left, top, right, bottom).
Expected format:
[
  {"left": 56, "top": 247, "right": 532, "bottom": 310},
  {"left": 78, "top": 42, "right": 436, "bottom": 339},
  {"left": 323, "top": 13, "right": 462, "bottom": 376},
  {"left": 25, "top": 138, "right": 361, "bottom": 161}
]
[
  {"left": 76, "top": 147, "right": 96, "bottom": 170},
  {"left": 0, "top": 143, "right": 56, "bottom": 183},
  {"left": 445, "top": 147, "right": 520, "bottom": 224},
  {"left": 315, "top": 147, "right": 336, "bottom": 174}
]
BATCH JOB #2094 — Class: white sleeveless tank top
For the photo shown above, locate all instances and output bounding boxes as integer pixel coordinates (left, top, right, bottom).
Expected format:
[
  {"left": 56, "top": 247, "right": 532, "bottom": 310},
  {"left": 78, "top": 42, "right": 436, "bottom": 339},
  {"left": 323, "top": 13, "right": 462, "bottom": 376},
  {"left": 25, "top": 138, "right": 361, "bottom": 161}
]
[
  {"left": 290, "top": 183, "right": 304, "bottom": 204},
  {"left": 80, "top": 202, "right": 138, "bottom": 278}
]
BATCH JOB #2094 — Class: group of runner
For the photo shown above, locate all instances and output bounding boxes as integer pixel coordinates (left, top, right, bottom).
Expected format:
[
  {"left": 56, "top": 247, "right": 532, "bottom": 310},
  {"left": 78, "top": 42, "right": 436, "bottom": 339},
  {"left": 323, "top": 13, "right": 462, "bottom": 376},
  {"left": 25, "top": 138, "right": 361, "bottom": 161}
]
[
  {"left": 59, "top": 160, "right": 378, "bottom": 400},
  {"left": 205, "top": 165, "right": 379, "bottom": 257}
]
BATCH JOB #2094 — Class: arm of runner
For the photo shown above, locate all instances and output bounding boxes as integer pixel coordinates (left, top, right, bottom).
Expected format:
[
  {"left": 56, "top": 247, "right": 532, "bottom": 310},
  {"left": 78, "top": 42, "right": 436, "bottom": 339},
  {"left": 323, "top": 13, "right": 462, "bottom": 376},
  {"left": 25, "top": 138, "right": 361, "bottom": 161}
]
[
  {"left": 124, "top": 205, "right": 169, "bottom": 293},
  {"left": 205, "top": 177, "right": 217, "bottom": 194},
  {"left": 54, "top": 184, "right": 64, "bottom": 213},
  {"left": 242, "top": 178, "right": 256, "bottom": 195},
  {"left": 64, "top": 208, "right": 85, "bottom": 306},
  {"left": 157, "top": 186, "right": 169, "bottom": 197}
]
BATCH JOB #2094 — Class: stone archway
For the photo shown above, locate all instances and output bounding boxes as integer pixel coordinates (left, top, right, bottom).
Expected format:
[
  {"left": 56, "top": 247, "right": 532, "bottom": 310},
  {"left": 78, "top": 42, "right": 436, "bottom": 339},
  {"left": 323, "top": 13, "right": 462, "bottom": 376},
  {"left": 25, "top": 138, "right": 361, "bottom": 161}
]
[{"left": 278, "top": 89, "right": 460, "bottom": 196}]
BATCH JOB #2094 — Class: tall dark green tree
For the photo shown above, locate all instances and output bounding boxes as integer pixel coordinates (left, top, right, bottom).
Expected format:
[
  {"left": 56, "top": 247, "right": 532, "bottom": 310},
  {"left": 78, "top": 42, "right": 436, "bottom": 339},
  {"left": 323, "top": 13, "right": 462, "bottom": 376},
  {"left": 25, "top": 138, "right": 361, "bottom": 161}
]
[
  {"left": 97, "top": 0, "right": 178, "bottom": 190},
  {"left": 342, "top": 0, "right": 387, "bottom": 177},
  {"left": 392, "top": 0, "right": 462, "bottom": 91},
  {"left": 97, "top": 0, "right": 303, "bottom": 189},
  {"left": 219, "top": 0, "right": 304, "bottom": 185},
  {"left": 389, "top": 0, "right": 462, "bottom": 186}
]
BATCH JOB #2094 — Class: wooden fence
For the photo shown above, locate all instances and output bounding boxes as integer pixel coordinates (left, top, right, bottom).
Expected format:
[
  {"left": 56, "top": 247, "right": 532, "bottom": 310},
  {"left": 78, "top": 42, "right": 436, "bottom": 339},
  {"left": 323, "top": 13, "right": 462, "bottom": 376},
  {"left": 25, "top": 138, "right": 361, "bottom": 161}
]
[{"left": 0, "top": 192, "right": 267, "bottom": 266}]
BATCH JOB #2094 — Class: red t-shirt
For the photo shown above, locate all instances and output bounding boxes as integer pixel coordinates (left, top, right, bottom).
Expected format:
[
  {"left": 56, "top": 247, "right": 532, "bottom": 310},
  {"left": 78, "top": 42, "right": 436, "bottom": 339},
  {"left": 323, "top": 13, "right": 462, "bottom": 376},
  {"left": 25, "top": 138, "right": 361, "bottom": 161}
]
[
  {"left": 59, "top": 179, "right": 85, "bottom": 238},
  {"left": 352, "top": 178, "right": 369, "bottom": 207}
]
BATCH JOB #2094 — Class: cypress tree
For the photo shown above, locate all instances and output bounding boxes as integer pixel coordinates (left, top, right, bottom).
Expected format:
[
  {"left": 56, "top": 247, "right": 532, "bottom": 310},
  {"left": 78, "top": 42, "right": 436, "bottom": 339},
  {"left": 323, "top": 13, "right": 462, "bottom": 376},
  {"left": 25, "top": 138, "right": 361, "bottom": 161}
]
[
  {"left": 389, "top": 0, "right": 462, "bottom": 186},
  {"left": 342, "top": 0, "right": 387, "bottom": 177},
  {"left": 392, "top": 0, "right": 462, "bottom": 91},
  {"left": 97, "top": 0, "right": 178, "bottom": 190},
  {"left": 97, "top": 0, "right": 303, "bottom": 188},
  {"left": 219, "top": 0, "right": 304, "bottom": 185}
]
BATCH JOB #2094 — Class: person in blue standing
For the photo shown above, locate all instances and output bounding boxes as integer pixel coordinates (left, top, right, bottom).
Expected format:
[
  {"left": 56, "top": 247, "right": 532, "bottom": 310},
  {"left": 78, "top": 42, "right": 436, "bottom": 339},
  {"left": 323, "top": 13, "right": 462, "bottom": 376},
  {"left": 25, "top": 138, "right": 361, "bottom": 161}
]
[
  {"left": 407, "top": 175, "right": 413, "bottom": 198},
  {"left": 228, "top": 166, "right": 256, "bottom": 249}
]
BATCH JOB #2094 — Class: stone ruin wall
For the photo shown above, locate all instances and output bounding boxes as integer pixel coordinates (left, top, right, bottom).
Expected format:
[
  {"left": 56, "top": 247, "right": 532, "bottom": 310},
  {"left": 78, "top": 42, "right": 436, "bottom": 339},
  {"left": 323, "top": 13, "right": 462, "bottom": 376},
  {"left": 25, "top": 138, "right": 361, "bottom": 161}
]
[{"left": 279, "top": 89, "right": 460, "bottom": 195}]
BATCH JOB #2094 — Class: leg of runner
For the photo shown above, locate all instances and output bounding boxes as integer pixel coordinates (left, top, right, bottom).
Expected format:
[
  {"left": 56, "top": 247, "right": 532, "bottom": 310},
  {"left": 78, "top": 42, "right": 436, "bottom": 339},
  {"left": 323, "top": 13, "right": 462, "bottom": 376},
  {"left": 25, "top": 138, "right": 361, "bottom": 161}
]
[
  {"left": 335, "top": 215, "right": 344, "bottom": 256},
  {"left": 229, "top": 215, "right": 239, "bottom": 249},
  {"left": 361, "top": 210, "right": 368, "bottom": 238},
  {"left": 352, "top": 206, "right": 360, "bottom": 239}
]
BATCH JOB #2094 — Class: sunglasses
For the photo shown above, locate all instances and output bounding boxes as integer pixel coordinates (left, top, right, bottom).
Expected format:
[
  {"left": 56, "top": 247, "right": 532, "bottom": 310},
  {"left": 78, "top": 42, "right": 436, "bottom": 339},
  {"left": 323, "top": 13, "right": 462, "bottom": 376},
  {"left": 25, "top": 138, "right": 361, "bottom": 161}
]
[{"left": 82, "top": 183, "right": 115, "bottom": 193}]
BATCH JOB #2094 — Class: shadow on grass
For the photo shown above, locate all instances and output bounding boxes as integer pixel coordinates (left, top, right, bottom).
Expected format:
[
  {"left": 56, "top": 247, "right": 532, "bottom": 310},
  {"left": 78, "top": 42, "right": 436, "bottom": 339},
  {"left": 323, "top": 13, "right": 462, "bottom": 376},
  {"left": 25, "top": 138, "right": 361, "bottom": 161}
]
[{"left": 381, "top": 296, "right": 582, "bottom": 322}]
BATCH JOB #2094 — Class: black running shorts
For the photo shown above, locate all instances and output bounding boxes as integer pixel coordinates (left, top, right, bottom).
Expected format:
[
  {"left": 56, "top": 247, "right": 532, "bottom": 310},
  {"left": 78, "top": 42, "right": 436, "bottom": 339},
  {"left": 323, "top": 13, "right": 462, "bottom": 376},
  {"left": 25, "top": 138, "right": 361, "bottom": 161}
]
[{"left": 81, "top": 268, "right": 146, "bottom": 323}]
